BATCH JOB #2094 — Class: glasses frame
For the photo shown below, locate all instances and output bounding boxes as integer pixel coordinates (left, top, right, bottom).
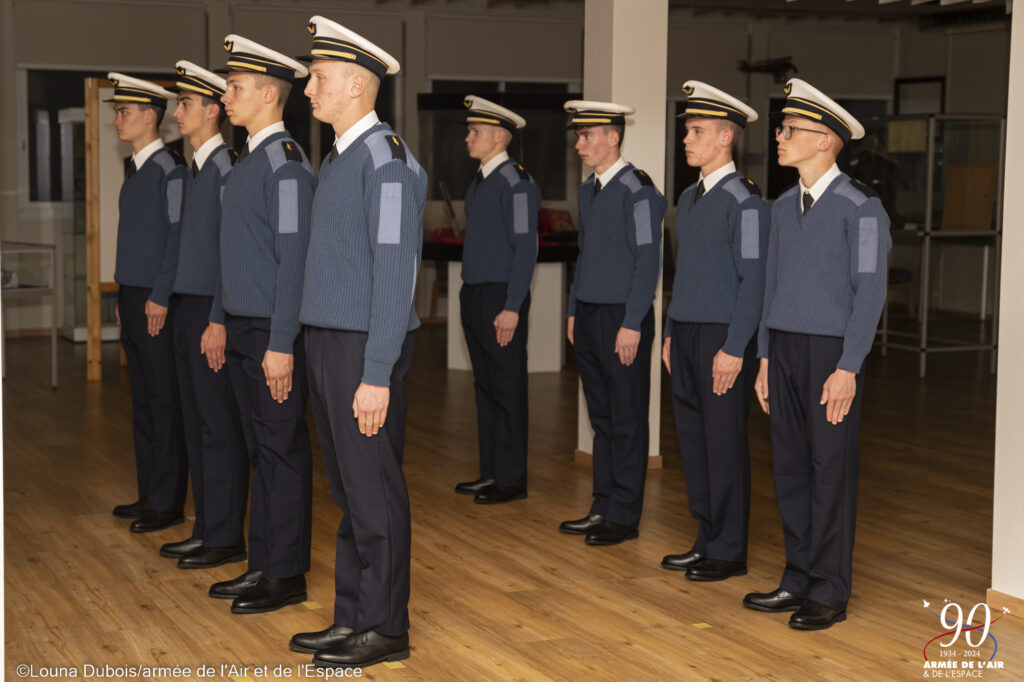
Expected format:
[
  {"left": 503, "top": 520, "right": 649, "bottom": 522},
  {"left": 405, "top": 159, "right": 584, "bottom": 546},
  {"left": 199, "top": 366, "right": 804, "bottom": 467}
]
[{"left": 775, "top": 124, "right": 830, "bottom": 141}]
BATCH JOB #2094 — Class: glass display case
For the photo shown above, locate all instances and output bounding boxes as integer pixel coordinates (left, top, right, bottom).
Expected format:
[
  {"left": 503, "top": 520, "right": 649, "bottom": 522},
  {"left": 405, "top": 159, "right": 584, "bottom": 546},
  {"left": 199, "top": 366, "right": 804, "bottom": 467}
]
[{"left": 845, "top": 114, "right": 1005, "bottom": 377}]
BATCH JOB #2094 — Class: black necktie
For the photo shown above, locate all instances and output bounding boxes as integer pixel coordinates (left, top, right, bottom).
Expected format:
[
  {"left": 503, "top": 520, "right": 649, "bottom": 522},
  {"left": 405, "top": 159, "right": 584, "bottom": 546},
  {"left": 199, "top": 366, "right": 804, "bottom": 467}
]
[
  {"left": 803, "top": 191, "right": 814, "bottom": 214},
  {"left": 594, "top": 178, "right": 602, "bottom": 195},
  {"left": 328, "top": 145, "right": 339, "bottom": 162},
  {"left": 238, "top": 144, "right": 249, "bottom": 162},
  {"left": 191, "top": 160, "right": 199, "bottom": 177},
  {"left": 694, "top": 180, "right": 706, "bottom": 202},
  {"left": 124, "top": 158, "right": 137, "bottom": 180},
  {"left": 475, "top": 170, "right": 484, "bottom": 184}
]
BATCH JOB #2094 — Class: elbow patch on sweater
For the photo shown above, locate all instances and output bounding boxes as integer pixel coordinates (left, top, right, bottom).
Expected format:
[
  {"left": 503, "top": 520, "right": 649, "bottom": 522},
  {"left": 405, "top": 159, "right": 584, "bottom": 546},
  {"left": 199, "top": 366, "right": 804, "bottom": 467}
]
[
  {"left": 741, "top": 209, "right": 759, "bottom": 259},
  {"left": 277, "top": 179, "right": 298, "bottom": 234},
  {"left": 378, "top": 183, "right": 402, "bottom": 244},
  {"left": 633, "top": 199, "right": 653, "bottom": 246},
  {"left": 166, "top": 179, "right": 182, "bottom": 223},
  {"left": 858, "top": 217, "right": 879, "bottom": 273},
  {"left": 513, "top": 193, "right": 529, "bottom": 234}
]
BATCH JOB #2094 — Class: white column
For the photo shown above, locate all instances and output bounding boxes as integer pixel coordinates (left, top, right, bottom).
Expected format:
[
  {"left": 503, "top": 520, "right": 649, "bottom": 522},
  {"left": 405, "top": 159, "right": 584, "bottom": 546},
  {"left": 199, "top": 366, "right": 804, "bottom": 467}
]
[
  {"left": 991, "top": 5, "right": 1024, "bottom": 613},
  {"left": 576, "top": 0, "right": 668, "bottom": 464}
]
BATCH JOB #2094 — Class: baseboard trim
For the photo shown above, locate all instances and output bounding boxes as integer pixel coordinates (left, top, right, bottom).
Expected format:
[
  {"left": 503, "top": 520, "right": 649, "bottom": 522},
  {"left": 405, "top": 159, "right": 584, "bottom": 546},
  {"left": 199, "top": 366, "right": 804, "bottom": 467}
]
[
  {"left": 987, "top": 589, "right": 1024, "bottom": 620},
  {"left": 574, "top": 449, "right": 663, "bottom": 469}
]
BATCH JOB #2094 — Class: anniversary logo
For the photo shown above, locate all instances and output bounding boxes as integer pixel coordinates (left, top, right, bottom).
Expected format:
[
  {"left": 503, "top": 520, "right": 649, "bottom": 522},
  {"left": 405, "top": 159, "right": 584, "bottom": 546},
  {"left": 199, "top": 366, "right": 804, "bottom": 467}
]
[{"left": 921, "top": 598, "right": 1010, "bottom": 678}]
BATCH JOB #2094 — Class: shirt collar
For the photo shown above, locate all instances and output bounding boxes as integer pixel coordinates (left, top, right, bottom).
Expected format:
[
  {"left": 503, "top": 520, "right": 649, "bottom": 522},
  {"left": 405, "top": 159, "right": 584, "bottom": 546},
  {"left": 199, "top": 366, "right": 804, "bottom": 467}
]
[
  {"left": 334, "top": 111, "right": 380, "bottom": 157},
  {"left": 596, "top": 156, "right": 628, "bottom": 188},
  {"left": 192, "top": 133, "right": 225, "bottom": 172},
  {"left": 479, "top": 151, "right": 510, "bottom": 179},
  {"left": 799, "top": 163, "right": 842, "bottom": 202},
  {"left": 698, "top": 161, "right": 736, "bottom": 194},
  {"left": 246, "top": 121, "right": 286, "bottom": 152},
  {"left": 131, "top": 138, "right": 165, "bottom": 169}
]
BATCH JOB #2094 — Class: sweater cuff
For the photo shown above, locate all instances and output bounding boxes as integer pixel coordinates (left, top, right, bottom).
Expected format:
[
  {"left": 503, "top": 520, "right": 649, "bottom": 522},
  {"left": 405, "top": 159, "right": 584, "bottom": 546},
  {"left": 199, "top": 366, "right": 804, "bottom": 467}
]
[
  {"left": 836, "top": 351, "right": 864, "bottom": 374},
  {"left": 148, "top": 286, "right": 171, "bottom": 307},
  {"left": 267, "top": 329, "right": 297, "bottom": 354},
  {"left": 663, "top": 318, "right": 673, "bottom": 339},
  {"left": 208, "top": 304, "right": 225, "bottom": 325},
  {"left": 621, "top": 310, "right": 644, "bottom": 331},
  {"left": 361, "top": 360, "right": 393, "bottom": 387},
  {"left": 721, "top": 332, "right": 750, "bottom": 359}
]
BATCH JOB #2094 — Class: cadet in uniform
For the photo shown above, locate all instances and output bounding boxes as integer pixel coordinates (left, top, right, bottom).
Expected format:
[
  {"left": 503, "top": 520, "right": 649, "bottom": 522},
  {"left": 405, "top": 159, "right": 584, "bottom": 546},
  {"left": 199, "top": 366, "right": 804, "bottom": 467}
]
[
  {"left": 289, "top": 17, "right": 426, "bottom": 669},
  {"left": 207, "top": 36, "right": 317, "bottom": 615},
  {"left": 559, "top": 101, "right": 665, "bottom": 546},
  {"left": 454, "top": 95, "right": 540, "bottom": 504},
  {"left": 107, "top": 73, "right": 189, "bottom": 534},
  {"left": 159, "top": 62, "right": 249, "bottom": 569},
  {"left": 660, "top": 82, "right": 768, "bottom": 582},
  {"left": 744, "top": 79, "right": 891, "bottom": 630}
]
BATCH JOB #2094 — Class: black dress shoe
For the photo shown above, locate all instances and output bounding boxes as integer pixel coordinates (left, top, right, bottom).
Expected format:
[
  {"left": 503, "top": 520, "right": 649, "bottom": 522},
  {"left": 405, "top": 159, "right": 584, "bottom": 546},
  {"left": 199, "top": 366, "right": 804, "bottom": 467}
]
[
  {"left": 474, "top": 485, "right": 527, "bottom": 504},
  {"left": 455, "top": 478, "right": 495, "bottom": 495},
  {"left": 789, "top": 600, "right": 846, "bottom": 630},
  {"left": 314, "top": 630, "right": 409, "bottom": 669},
  {"left": 685, "top": 558, "right": 747, "bottom": 582},
  {"left": 112, "top": 498, "right": 148, "bottom": 519},
  {"left": 177, "top": 544, "right": 246, "bottom": 569},
  {"left": 289, "top": 625, "right": 354, "bottom": 654},
  {"left": 585, "top": 520, "right": 639, "bottom": 546},
  {"left": 559, "top": 513, "right": 604, "bottom": 535},
  {"left": 661, "top": 550, "right": 704, "bottom": 571},
  {"left": 742, "top": 588, "right": 806, "bottom": 613},
  {"left": 209, "top": 569, "right": 263, "bottom": 599},
  {"left": 159, "top": 537, "right": 203, "bottom": 558},
  {"left": 231, "top": 575, "right": 307, "bottom": 614},
  {"left": 129, "top": 509, "right": 184, "bottom": 533}
]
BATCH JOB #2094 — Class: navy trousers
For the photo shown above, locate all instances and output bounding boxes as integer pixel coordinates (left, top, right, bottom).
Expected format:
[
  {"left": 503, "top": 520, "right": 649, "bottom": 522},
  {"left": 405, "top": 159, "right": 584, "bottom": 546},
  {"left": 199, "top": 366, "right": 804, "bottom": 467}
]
[
  {"left": 224, "top": 314, "right": 312, "bottom": 579},
  {"left": 574, "top": 302, "right": 654, "bottom": 528},
  {"left": 173, "top": 295, "right": 249, "bottom": 546},
  {"left": 460, "top": 283, "right": 529, "bottom": 489},
  {"left": 305, "top": 327, "right": 414, "bottom": 637},
  {"left": 669, "top": 322, "right": 755, "bottom": 562},
  {"left": 768, "top": 330, "right": 863, "bottom": 609},
  {"left": 118, "top": 285, "right": 187, "bottom": 512}
]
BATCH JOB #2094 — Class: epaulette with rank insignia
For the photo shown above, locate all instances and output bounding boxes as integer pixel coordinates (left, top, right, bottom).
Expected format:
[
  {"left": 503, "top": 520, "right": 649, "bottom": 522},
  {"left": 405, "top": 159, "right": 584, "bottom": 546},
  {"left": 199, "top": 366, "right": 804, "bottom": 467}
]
[
  {"left": 633, "top": 169, "right": 654, "bottom": 187},
  {"left": 515, "top": 163, "right": 530, "bottom": 181},
  {"left": 228, "top": 148, "right": 239, "bottom": 164},
  {"left": 387, "top": 135, "right": 407, "bottom": 164},
  {"left": 168, "top": 147, "right": 186, "bottom": 166},
  {"left": 741, "top": 176, "right": 762, "bottom": 197},
  {"left": 850, "top": 177, "right": 879, "bottom": 199},
  {"left": 281, "top": 140, "right": 303, "bottom": 162}
]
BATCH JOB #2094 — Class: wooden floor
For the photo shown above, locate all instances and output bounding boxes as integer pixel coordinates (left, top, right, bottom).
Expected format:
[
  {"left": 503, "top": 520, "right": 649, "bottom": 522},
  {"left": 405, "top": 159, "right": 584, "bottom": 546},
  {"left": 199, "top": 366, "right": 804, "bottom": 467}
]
[{"left": 4, "top": 322, "right": 1023, "bottom": 680}]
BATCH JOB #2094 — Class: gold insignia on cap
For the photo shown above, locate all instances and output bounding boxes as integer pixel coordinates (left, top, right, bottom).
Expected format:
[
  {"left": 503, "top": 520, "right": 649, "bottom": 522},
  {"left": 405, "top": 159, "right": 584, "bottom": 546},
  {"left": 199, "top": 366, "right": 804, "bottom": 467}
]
[
  {"left": 307, "top": 21, "right": 316, "bottom": 34},
  {"left": 784, "top": 83, "right": 792, "bottom": 95},
  {"left": 175, "top": 66, "right": 185, "bottom": 76},
  {"left": 109, "top": 77, "right": 119, "bottom": 85},
  {"left": 224, "top": 40, "right": 233, "bottom": 52},
  {"left": 682, "top": 85, "right": 694, "bottom": 96}
]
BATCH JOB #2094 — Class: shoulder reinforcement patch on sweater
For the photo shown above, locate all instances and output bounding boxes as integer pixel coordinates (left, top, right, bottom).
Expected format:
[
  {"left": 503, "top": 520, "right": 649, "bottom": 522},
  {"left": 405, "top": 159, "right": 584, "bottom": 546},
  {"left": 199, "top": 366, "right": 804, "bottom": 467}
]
[
  {"left": 153, "top": 149, "right": 180, "bottom": 174},
  {"left": 619, "top": 171, "right": 642, "bottom": 193},
  {"left": 500, "top": 163, "right": 523, "bottom": 188},
  {"left": 722, "top": 177, "right": 751, "bottom": 203},
  {"left": 777, "top": 183, "right": 800, "bottom": 201},
  {"left": 834, "top": 179, "right": 869, "bottom": 207},
  {"left": 211, "top": 147, "right": 235, "bottom": 176}
]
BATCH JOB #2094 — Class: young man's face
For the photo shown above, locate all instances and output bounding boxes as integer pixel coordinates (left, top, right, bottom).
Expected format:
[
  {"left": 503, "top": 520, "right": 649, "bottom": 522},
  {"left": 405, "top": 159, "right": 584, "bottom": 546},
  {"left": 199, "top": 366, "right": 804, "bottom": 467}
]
[
  {"left": 221, "top": 72, "right": 262, "bottom": 128},
  {"left": 465, "top": 123, "right": 505, "bottom": 162},
  {"left": 683, "top": 118, "right": 727, "bottom": 169},
  {"left": 304, "top": 60, "right": 351, "bottom": 125},
  {"left": 573, "top": 126, "right": 618, "bottom": 171},
  {"left": 172, "top": 92, "right": 211, "bottom": 138},
  {"left": 775, "top": 114, "right": 831, "bottom": 168},
  {"left": 113, "top": 103, "right": 151, "bottom": 143}
]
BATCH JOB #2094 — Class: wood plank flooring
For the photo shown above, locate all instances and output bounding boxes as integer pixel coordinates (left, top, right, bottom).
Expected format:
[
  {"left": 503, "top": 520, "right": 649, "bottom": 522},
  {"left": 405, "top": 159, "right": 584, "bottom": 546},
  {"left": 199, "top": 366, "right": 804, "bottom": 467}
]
[{"left": 3, "top": 326, "right": 1022, "bottom": 680}]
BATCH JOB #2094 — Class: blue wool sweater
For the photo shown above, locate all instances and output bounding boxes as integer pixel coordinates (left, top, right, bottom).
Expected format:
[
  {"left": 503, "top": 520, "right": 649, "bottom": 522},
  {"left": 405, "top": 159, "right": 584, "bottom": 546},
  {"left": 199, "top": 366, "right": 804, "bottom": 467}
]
[
  {"left": 461, "top": 158, "right": 541, "bottom": 313},
  {"left": 757, "top": 173, "right": 892, "bottom": 373},
  {"left": 172, "top": 144, "right": 236, "bottom": 324},
  {"left": 115, "top": 146, "right": 187, "bottom": 306},
  {"left": 666, "top": 172, "right": 770, "bottom": 357},
  {"left": 220, "top": 131, "right": 316, "bottom": 353},
  {"left": 568, "top": 164, "right": 666, "bottom": 330},
  {"left": 299, "top": 123, "right": 427, "bottom": 387}
]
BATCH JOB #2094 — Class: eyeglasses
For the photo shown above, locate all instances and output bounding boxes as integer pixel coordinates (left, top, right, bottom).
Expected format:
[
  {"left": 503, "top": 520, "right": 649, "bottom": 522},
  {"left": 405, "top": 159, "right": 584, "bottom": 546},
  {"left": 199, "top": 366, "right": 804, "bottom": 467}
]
[{"left": 775, "top": 125, "right": 829, "bottom": 141}]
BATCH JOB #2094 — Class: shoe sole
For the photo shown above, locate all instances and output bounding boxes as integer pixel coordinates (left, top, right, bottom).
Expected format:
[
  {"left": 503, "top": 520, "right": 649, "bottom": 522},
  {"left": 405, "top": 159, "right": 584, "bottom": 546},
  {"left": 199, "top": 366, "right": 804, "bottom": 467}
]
[
  {"left": 289, "top": 642, "right": 319, "bottom": 654},
  {"left": 177, "top": 552, "right": 247, "bottom": 569},
  {"left": 789, "top": 612, "right": 847, "bottom": 630},
  {"left": 742, "top": 600, "right": 805, "bottom": 613},
  {"left": 474, "top": 493, "right": 528, "bottom": 505},
  {"left": 559, "top": 527, "right": 590, "bottom": 535},
  {"left": 230, "top": 593, "right": 307, "bottom": 614},
  {"left": 112, "top": 512, "right": 146, "bottom": 519},
  {"left": 661, "top": 561, "right": 700, "bottom": 571},
  {"left": 314, "top": 648, "right": 410, "bottom": 669},
  {"left": 129, "top": 517, "right": 184, "bottom": 533},
  {"left": 584, "top": 533, "right": 639, "bottom": 546},
  {"left": 685, "top": 568, "right": 748, "bottom": 582},
  {"left": 209, "top": 585, "right": 258, "bottom": 600}
]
